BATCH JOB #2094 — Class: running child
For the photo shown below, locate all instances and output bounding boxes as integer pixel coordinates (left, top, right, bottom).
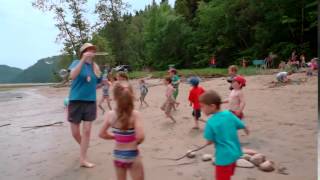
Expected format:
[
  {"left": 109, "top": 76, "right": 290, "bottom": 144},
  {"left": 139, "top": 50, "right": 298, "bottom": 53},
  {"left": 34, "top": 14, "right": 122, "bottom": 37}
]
[
  {"left": 199, "top": 90, "right": 249, "bottom": 180},
  {"left": 139, "top": 79, "right": 149, "bottom": 108},
  {"left": 223, "top": 76, "right": 246, "bottom": 119},
  {"left": 98, "top": 76, "right": 113, "bottom": 114},
  {"left": 160, "top": 76, "right": 177, "bottom": 123},
  {"left": 168, "top": 69, "right": 180, "bottom": 109},
  {"left": 188, "top": 77, "right": 205, "bottom": 129},
  {"left": 99, "top": 81, "right": 145, "bottom": 180},
  {"left": 227, "top": 65, "right": 238, "bottom": 90}
]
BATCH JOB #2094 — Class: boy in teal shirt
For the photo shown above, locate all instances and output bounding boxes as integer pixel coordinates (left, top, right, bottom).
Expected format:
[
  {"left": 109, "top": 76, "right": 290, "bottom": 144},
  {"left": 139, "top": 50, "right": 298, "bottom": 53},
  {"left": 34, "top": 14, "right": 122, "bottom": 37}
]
[{"left": 199, "top": 90, "right": 249, "bottom": 180}]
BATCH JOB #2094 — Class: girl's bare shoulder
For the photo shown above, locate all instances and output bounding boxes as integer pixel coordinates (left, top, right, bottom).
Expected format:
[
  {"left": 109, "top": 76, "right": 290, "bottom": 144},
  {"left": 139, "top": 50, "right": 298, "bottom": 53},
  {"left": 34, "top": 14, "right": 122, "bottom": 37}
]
[
  {"left": 105, "top": 110, "right": 116, "bottom": 120},
  {"left": 132, "top": 110, "right": 141, "bottom": 117}
]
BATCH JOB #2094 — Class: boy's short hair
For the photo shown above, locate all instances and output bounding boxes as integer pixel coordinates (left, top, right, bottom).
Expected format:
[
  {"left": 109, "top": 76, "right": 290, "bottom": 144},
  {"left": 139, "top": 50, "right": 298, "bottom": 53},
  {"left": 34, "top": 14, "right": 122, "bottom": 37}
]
[
  {"left": 228, "top": 65, "right": 238, "bottom": 73},
  {"left": 117, "top": 72, "right": 129, "bottom": 80},
  {"left": 199, "top": 90, "right": 222, "bottom": 109},
  {"left": 165, "top": 76, "right": 172, "bottom": 83}
]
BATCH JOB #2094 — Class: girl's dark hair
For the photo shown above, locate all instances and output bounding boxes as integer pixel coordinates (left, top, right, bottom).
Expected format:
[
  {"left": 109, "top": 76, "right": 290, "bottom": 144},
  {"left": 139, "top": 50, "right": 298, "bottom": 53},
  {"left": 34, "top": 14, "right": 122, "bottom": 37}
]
[
  {"left": 199, "top": 90, "right": 222, "bottom": 109},
  {"left": 165, "top": 76, "right": 172, "bottom": 84},
  {"left": 113, "top": 82, "right": 134, "bottom": 130}
]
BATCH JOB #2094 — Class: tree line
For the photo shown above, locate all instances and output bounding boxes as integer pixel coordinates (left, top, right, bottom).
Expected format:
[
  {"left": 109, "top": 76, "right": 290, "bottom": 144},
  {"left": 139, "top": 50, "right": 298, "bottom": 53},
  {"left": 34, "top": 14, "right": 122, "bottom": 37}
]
[{"left": 32, "top": 0, "right": 317, "bottom": 71}]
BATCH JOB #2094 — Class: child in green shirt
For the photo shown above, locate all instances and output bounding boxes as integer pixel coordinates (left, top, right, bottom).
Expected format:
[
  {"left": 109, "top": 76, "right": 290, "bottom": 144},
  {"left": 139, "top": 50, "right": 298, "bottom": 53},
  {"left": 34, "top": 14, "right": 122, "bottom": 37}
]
[{"left": 199, "top": 90, "right": 249, "bottom": 180}]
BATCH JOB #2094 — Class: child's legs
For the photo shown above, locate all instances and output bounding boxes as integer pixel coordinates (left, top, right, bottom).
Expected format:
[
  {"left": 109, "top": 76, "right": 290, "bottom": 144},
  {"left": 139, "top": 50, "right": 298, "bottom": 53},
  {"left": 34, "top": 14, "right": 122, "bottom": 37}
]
[
  {"left": 215, "top": 163, "right": 236, "bottom": 180},
  {"left": 129, "top": 156, "right": 144, "bottom": 180},
  {"left": 98, "top": 96, "right": 105, "bottom": 106},
  {"left": 141, "top": 94, "right": 148, "bottom": 106},
  {"left": 139, "top": 95, "right": 144, "bottom": 105},
  {"left": 115, "top": 166, "right": 127, "bottom": 180},
  {"left": 165, "top": 104, "right": 175, "bottom": 122},
  {"left": 192, "top": 109, "right": 201, "bottom": 128},
  {"left": 70, "top": 122, "right": 81, "bottom": 145},
  {"left": 173, "top": 88, "right": 178, "bottom": 100},
  {"left": 160, "top": 101, "right": 167, "bottom": 111},
  {"left": 105, "top": 96, "right": 112, "bottom": 110}
]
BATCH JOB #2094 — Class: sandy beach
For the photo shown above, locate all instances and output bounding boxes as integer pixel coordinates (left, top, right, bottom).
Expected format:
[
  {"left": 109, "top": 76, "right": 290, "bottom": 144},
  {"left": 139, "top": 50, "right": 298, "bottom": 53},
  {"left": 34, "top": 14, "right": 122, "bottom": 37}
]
[{"left": 0, "top": 72, "right": 317, "bottom": 180}]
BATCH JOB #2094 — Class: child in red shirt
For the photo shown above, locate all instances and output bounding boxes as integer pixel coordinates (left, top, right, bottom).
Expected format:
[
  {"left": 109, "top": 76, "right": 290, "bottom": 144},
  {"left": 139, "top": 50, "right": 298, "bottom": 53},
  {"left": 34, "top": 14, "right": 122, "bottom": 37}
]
[{"left": 188, "top": 77, "right": 205, "bottom": 129}]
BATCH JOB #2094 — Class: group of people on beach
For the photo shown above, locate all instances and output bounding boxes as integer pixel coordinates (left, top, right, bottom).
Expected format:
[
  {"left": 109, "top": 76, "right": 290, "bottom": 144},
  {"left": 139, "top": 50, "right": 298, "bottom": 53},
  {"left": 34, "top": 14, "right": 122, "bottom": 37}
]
[
  {"left": 276, "top": 50, "right": 318, "bottom": 83},
  {"left": 65, "top": 42, "right": 252, "bottom": 180}
]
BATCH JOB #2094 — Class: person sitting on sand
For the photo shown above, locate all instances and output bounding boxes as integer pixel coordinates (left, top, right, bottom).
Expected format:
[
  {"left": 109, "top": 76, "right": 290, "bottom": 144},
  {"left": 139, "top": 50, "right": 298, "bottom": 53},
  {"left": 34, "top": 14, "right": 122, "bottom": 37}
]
[
  {"left": 160, "top": 76, "right": 178, "bottom": 123},
  {"left": 99, "top": 81, "right": 145, "bottom": 180},
  {"left": 227, "top": 65, "right": 238, "bottom": 90},
  {"left": 223, "top": 76, "right": 246, "bottom": 119},
  {"left": 276, "top": 71, "right": 292, "bottom": 83},
  {"left": 188, "top": 77, "right": 205, "bottom": 129},
  {"left": 199, "top": 90, "right": 249, "bottom": 180},
  {"left": 139, "top": 79, "right": 149, "bottom": 108}
]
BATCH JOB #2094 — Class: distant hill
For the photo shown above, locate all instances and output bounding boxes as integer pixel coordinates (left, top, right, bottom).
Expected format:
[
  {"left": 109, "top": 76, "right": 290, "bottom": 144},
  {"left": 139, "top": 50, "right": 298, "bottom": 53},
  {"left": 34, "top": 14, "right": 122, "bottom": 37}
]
[
  {"left": 12, "top": 56, "right": 61, "bottom": 83},
  {"left": 0, "top": 65, "right": 23, "bottom": 83}
]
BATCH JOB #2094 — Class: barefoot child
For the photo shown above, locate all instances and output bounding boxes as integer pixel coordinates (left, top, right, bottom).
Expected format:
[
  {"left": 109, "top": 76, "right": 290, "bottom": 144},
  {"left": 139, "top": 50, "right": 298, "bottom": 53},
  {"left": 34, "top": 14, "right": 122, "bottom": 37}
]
[
  {"left": 99, "top": 81, "right": 145, "bottom": 180},
  {"left": 168, "top": 69, "right": 180, "bottom": 109},
  {"left": 188, "top": 77, "right": 205, "bottom": 129},
  {"left": 223, "top": 76, "right": 246, "bottom": 119},
  {"left": 199, "top": 90, "right": 249, "bottom": 180},
  {"left": 227, "top": 65, "right": 238, "bottom": 90},
  {"left": 139, "top": 79, "right": 149, "bottom": 108},
  {"left": 160, "top": 76, "right": 177, "bottom": 123},
  {"left": 98, "top": 76, "right": 112, "bottom": 114}
]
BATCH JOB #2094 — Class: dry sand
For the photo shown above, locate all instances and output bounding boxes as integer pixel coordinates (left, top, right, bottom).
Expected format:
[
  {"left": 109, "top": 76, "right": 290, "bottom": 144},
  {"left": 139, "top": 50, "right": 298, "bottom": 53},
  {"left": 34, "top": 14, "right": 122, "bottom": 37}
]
[{"left": 0, "top": 73, "right": 317, "bottom": 180}]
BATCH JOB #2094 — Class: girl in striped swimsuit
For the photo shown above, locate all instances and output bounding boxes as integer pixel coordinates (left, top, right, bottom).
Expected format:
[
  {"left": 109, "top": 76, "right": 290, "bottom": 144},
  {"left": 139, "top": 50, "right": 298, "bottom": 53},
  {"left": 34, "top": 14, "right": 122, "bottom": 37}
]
[{"left": 99, "top": 81, "right": 145, "bottom": 180}]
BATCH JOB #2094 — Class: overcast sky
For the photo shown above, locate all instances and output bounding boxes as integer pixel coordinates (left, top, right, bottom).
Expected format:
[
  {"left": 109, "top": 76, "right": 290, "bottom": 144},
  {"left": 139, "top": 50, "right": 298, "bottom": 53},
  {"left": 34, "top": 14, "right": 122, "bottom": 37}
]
[{"left": 0, "top": 0, "right": 175, "bottom": 69}]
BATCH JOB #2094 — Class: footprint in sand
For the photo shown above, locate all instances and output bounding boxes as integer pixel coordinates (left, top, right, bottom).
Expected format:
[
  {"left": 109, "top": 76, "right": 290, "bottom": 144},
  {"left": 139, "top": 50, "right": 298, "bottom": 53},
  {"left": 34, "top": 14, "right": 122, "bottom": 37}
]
[
  {"left": 177, "top": 171, "right": 183, "bottom": 176},
  {"left": 152, "top": 147, "right": 162, "bottom": 152}
]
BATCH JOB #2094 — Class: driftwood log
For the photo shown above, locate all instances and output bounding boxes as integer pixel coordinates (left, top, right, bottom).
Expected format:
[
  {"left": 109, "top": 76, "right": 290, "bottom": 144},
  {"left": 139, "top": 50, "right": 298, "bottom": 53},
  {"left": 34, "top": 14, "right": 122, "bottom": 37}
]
[
  {"left": 22, "top": 121, "right": 63, "bottom": 129},
  {"left": 0, "top": 123, "right": 11, "bottom": 127},
  {"left": 153, "top": 144, "right": 209, "bottom": 161}
]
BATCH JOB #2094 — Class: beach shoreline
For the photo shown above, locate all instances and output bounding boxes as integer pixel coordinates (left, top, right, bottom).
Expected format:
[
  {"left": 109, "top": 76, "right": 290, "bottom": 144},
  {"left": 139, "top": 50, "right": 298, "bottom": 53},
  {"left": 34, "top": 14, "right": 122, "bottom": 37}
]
[{"left": 0, "top": 73, "right": 317, "bottom": 180}]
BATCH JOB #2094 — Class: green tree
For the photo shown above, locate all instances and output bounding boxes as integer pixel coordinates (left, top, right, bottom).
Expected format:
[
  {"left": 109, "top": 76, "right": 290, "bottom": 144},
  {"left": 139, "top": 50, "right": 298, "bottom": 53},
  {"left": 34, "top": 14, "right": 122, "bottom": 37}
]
[{"left": 32, "top": 0, "right": 91, "bottom": 57}]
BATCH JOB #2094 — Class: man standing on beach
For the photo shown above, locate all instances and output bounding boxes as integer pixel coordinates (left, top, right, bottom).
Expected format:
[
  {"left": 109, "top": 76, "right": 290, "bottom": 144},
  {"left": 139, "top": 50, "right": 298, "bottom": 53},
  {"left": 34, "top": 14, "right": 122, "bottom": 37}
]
[{"left": 67, "top": 43, "right": 101, "bottom": 168}]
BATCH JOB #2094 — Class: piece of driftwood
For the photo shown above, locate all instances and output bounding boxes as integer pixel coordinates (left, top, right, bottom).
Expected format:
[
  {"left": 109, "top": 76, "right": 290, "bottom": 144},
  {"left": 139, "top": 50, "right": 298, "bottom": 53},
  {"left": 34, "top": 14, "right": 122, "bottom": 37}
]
[
  {"left": 159, "top": 160, "right": 198, "bottom": 167},
  {"left": 153, "top": 144, "right": 209, "bottom": 161},
  {"left": 0, "top": 123, "right": 11, "bottom": 127},
  {"left": 22, "top": 121, "right": 63, "bottom": 129}
]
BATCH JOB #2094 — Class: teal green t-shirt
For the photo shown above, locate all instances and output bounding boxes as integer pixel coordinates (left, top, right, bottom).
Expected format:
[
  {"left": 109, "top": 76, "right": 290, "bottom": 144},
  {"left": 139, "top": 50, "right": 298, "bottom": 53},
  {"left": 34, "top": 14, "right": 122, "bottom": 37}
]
[
  {"left": 172, "top": 75, "right": 180, "bottom": 89},
  {"left": 68, "top": 60, "right": 101, "bottom": 101},
  {"left": 204, "top": 110, "right": 245, "bottom": 166}
]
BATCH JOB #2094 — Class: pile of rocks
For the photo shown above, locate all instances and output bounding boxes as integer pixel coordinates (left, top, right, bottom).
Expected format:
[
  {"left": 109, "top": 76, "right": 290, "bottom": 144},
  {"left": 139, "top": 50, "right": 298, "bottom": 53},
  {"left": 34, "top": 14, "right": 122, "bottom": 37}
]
[{"left": 186, "top": 148, "right": 275, "bottom": 172}]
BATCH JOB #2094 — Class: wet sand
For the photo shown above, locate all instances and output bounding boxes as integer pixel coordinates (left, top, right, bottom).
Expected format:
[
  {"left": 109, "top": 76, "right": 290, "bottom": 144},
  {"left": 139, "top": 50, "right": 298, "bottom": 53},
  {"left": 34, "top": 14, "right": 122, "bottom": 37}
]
[{"left": 0, "top": 73, "right": 317, "bottom": 180}]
